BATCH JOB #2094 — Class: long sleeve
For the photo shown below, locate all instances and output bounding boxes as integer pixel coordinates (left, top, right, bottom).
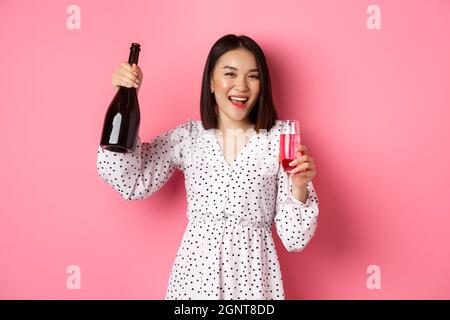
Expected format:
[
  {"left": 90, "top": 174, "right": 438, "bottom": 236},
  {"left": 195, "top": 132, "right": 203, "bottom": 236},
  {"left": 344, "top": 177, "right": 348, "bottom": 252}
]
[
  {"left": 274, "top": 166, "right": 320, "bottom": 252},
  {"left": 96, "top": 119, "right": 195, "bottom": 201}
]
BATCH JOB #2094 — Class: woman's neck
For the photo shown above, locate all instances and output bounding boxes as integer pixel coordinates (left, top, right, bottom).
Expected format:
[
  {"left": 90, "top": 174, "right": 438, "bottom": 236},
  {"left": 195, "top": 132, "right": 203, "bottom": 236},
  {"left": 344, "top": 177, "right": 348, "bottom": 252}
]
[{"left": 217, "top": 115, "right": 255, "bottom": 133}]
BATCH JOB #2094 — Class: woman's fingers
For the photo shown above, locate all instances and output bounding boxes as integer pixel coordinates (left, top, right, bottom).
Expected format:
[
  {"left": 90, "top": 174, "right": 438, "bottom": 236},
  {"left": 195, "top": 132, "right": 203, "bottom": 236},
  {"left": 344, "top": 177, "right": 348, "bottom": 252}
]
[
  {"left": 288, "top": 154, "right": 313, "bottom": 167},
  {"left": 114, "top": 75, "right": 137, "bottom": 88},
  {"left": 289, "top": 145, "right": 317, "bottom": 181},
  {"left": 289, "top": 162, "right": 312, "bottom": 175},
  {"left": 112, "top": 65, "right": 141, "bottom": 88},
  {"left": 120, "top": 61, "right": 135, "bottom": 73},
  {"left": 289, "top": 154, "right": 316, "bottom": 174},
  {"left": 134, "top": 65, "right": 143, "bottom": 78},
  {"left": 118, "top": 69, "right": 140, "bottom": 84},
  {"left": 295, "top": 145, "right": 308, "bottom": 155}
]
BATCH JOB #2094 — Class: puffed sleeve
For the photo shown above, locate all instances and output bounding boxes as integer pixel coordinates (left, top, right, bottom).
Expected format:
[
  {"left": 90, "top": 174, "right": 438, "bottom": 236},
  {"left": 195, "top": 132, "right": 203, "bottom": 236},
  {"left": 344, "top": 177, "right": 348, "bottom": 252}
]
[
  {"left": 96, "top": 119, "right": 196, "bottom": 201},
  {"left": 274, "top": 166, "right": 320, "bottom": 252}
]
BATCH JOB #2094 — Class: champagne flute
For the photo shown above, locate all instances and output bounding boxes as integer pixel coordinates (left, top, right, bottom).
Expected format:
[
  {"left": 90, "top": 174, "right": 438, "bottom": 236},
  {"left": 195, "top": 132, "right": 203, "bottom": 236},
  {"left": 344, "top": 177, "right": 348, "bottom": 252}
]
[{"left": 279, "top": 120, "right": 301, "bottom": 174}]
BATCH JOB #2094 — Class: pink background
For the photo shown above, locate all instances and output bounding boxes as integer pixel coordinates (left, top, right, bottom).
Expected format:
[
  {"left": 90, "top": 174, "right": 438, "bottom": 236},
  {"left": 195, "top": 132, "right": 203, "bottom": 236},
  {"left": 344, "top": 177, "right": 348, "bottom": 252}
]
[{"left": 1, "top": 0, "right": 449, "bottom": 299}]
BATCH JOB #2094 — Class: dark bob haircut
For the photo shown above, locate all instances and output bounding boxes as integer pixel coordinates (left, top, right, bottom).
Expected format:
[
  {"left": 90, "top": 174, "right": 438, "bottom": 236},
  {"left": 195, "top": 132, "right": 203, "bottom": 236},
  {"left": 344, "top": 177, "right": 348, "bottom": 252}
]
[{"left": 200, "top": 34, "right": 278, "bottom": 132}]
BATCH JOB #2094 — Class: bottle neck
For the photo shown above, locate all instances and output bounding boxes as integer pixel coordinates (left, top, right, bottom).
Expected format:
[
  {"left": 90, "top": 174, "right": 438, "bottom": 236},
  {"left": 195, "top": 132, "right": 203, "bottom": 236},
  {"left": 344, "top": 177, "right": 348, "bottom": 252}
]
[{"left": 128, "top": 44, "right": 140, "bottom": 65}]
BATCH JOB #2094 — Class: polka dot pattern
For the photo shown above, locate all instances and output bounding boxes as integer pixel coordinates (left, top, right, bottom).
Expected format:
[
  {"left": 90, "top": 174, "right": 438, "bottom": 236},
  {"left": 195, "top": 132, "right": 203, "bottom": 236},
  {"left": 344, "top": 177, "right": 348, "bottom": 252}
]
[{"left": 97, "top": 119, "right": 319, "bottom": 299}]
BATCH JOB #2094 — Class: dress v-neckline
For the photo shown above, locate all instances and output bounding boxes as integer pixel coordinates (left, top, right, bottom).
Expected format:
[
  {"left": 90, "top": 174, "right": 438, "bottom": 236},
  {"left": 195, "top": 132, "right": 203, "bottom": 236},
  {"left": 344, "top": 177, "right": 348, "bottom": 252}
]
[{"left": 210, "top": 129, "right": 258, "bottom": 169}]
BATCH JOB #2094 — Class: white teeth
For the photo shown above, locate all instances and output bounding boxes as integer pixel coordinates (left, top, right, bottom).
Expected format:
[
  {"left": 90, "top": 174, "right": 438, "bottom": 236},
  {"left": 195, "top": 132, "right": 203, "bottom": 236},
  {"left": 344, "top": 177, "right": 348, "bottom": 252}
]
[{"left": 230, "top": 96, "right": 248, "bottom": 102}]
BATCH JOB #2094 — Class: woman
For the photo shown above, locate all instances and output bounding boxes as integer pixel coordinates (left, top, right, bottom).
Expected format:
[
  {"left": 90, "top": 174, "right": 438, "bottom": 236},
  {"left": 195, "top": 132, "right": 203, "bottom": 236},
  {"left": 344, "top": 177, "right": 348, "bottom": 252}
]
[{"left": 97, "top": 34, "right": 319, "bottom": 299}]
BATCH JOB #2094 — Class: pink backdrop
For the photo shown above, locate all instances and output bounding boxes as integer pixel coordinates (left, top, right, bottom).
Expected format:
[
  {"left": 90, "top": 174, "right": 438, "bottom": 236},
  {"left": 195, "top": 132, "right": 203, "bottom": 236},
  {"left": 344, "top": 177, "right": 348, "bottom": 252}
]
[{"left": 1, "top": 0, "right": 449, "bottom": 299}]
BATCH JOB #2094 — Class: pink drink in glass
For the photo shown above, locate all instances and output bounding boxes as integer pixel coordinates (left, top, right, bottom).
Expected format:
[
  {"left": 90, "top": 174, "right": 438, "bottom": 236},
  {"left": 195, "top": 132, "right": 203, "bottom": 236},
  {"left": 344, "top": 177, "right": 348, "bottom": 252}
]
[{"left": 279, "top": 120, "right": 301, "bottom": 173}]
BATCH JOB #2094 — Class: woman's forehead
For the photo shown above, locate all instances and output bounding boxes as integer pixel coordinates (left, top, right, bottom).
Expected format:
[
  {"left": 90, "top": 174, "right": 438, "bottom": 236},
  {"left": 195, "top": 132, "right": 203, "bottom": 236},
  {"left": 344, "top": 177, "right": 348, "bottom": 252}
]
[{"left": 216, "top": 49, "right": 258, "bottom": 70}]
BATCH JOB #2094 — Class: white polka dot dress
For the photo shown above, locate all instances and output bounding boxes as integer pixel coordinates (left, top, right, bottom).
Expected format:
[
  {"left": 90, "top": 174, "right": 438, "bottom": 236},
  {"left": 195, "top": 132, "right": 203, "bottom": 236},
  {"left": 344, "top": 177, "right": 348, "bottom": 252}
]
[{"left": 96, "top": 119, "right": 319, "bottom": 300}]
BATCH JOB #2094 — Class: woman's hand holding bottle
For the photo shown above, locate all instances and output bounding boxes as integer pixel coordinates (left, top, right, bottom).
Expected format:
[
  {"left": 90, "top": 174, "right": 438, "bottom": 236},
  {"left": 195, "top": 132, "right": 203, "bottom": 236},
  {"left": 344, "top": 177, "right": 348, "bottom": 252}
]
[{"left": 112, "top": 61, "right": 143, "bottom": 90}]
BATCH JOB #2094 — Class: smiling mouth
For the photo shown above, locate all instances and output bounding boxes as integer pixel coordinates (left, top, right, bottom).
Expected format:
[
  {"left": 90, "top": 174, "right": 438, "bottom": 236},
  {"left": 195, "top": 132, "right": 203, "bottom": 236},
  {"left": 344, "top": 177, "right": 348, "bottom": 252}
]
[{"left": 228, "top": 96, "right": 249, "bottom": 108}]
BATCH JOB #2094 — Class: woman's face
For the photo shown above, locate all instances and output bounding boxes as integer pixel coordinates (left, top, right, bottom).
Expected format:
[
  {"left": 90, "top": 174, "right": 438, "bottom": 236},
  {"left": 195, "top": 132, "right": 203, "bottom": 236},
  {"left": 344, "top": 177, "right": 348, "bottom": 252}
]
[{"left": 210, "top": 48, "right": 261, "bottom": 124}]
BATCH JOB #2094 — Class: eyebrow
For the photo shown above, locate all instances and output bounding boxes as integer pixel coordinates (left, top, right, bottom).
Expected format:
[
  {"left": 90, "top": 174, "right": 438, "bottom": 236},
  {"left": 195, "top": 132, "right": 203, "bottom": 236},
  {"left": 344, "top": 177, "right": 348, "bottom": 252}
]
[{"left": 223, "top": 65, "right": 260, "bottom": 72}]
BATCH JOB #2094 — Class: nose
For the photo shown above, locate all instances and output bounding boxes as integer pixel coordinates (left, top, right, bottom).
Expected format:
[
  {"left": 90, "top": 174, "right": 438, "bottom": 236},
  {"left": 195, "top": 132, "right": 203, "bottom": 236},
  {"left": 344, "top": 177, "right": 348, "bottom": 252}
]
[{"left": 234, "top": 75, "right": 249, "bottom": 92}]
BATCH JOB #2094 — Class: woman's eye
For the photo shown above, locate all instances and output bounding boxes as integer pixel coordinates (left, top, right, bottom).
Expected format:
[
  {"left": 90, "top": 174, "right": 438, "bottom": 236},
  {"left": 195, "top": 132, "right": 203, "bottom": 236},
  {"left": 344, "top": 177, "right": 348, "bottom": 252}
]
[{"left": 224, "top": 72, "right": 259, "bottom": 79}]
